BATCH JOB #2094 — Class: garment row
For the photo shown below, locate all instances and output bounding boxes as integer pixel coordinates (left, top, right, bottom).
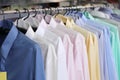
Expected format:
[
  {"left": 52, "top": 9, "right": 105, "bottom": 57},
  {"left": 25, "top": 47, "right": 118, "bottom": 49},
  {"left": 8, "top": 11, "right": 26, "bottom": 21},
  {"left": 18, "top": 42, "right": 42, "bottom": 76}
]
[{"left": 0, "top": 7, "right": 120, "bottom": 80}]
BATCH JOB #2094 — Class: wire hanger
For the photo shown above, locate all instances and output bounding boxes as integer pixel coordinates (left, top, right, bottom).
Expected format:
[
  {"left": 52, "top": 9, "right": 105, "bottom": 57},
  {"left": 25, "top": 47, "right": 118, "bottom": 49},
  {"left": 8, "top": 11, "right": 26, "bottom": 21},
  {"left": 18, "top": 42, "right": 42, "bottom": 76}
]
[{"left": 23, "top": 8, "right": 30, "bottom": 20}]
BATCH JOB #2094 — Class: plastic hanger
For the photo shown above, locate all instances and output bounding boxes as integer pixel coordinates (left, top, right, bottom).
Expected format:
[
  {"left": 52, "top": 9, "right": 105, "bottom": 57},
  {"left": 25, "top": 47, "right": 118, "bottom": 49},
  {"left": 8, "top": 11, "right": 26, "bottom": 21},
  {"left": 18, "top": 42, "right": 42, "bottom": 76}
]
[
  {"left": 49, "top": 8, "right": 53, "bottom": 15},
  {"left": 54, "top": 8, "right": 60, "bottom": 17},
  {"left": 44, "top": 8, "right": 47, "bottom": 19},
  {"left": 31, "top": 8, "right": 37, "bottom": 17},
  {"left": 0, "top": 9, "right": 5, "bottom": 20},
  {"left": 63, "top": 7, "right": 69, "bottom": 15},
  {"left": 15, "top": 9, "right": 21, "bottom": 27},
  {"left": 23, "top": 8, "right": 30, "bottom": 20}
]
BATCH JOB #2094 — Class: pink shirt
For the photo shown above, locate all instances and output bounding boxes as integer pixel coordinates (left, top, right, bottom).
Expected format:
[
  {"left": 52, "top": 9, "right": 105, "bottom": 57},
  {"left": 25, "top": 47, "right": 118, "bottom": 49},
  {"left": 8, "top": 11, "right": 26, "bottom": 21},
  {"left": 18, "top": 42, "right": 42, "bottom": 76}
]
[{"left": 54, "top": 24, "right": 90, "bottom": 80}]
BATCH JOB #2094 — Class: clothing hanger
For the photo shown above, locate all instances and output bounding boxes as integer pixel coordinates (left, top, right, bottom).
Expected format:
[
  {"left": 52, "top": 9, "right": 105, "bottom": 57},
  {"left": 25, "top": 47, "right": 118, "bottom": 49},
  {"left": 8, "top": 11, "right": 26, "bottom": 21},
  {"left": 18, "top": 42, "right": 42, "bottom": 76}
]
[
  {"left": 0, "top": 9, "right": 5, "bottom": 20},
  {"left": 74, "top": 7, "right": 80, "bottom": 14},
  {"left": 49, "top": 8, "right": 53, "bottom": 15},
  {"left": 63, "top": 7, "right": 68, "bottom": 15},
  {"left": 23, "top": 8, "right": 30, "bottom": 20},
  {"left": 83, "top": 8, "right": 87, "bottom": 13},
  {"left": 44, "top": 8, "right": 47, "bottom": 19},
  {"left": 57, "top": 8, "right": 60, "bottom": 14},
  {"left": 31, "top": 8, "right": 37, "bottom": 17},
  {"left": 15, "top": 9, "right": 21, "bottom": 19},
  {"left": 73, "top": 7, "right": 79, "bottom": 19},
  {"left": 41, "top": 9, "right": 44, "bottom": 14},
  {"left": 54, "top": 7, "right": 60, "bottom": 17},
  {"left": 15, "top": 9, "right": 21, "bottom": 27}
]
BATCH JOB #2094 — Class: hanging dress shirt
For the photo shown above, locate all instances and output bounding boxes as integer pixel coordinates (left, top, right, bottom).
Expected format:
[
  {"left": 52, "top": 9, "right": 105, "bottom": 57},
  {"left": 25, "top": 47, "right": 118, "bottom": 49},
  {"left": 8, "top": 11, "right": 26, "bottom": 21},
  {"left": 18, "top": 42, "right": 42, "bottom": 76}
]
[
  {"left": 75, "top": 17, "right": 106, "bottom": 80},
  {"left": 25, "top": 26, "right": 57, "bottom": 80},
  {"left": 47, "top": 19, "right": 76, "bottom": 80},
  {"left": 56, "top": 14, "right": 101, "bottom": 80},
  {"left": 75, "top": 12, "right": 118, "bottom": 80},
  {"left": 36, "top": 18, "right": 68, "bottom": 80},
  {"left": 93, "top": 18, "right": 120, "bottom": 80},
  {"left": 0, "top": 20, "right": 45, "bottom": 80},
  {"left": 15, "top": 17, "right": 68, "bottom": 80},
  {"left": 49, "top": 18, "right": 90, "bottom": 80}
]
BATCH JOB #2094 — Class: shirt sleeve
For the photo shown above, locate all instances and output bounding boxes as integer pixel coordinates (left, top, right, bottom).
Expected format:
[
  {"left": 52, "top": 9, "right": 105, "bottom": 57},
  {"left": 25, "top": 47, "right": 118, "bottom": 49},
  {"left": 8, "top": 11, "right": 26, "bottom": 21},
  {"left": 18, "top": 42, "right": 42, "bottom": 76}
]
[
  {"left": 46, "top": 44, "right": 57, "bottom": 80},
  {"left": 80, "top": 36, "right": 90, "bottom": 80},
  {"left": 57, "top": 38, "right": 69, "bottom": 80},
  {"left": 33, "top": 44, "right": 46, "bottom": 80}
]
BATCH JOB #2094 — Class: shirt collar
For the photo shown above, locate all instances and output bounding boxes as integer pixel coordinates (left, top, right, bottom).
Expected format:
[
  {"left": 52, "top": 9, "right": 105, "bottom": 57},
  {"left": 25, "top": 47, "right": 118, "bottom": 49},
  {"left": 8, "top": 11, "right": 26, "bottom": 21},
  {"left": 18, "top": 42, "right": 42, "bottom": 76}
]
[
  {"left": 25, "top": 26, "right": 35, "bottom": 39},
  {"left": 36, "top": 18, "right": 47, "bottom": 37},
  {"left": 0, "top": 20, "right": 18, "bottom": 59},
  {"left": 49, "top": 17, "right": 58, "bottom": 28}
]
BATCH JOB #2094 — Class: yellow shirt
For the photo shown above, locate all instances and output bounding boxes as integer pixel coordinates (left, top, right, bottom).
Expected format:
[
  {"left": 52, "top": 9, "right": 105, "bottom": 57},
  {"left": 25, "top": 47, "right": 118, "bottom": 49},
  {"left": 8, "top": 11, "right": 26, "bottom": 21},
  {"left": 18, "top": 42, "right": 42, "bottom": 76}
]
[{"left": 56, "top": 14, "right": 101, "bottom": 80}]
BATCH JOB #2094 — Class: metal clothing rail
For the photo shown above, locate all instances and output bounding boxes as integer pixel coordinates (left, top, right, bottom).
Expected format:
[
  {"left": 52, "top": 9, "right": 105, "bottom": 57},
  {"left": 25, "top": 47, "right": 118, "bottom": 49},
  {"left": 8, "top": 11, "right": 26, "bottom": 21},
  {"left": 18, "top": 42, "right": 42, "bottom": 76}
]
[
  {"left": 1, "top": 5, "right": 104, "bottom": 13},
  {"left": 0, "top": 5, "right": 105, "bottom": 20}
]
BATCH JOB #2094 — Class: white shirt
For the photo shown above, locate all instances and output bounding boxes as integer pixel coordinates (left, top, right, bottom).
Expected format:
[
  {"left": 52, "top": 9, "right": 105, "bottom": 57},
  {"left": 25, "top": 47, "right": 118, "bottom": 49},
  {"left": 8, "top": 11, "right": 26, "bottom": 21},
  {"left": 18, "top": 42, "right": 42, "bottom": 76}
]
[
  {"left": 36, "top": 18, "right": 68, "bottom": 80},
  {"left": 26, "top": 27, "right": 57, "bottom": 80}
]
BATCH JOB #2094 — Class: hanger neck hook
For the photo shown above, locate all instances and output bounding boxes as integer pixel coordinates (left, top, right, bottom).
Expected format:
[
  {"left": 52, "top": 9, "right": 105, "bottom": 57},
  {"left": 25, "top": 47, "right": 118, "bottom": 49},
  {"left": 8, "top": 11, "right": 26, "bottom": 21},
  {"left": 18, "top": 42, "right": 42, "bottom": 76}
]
[
  {"left": 1, "top": 9, "right": 5, "bottom": 20},
  {"left": 31, "top": 8, "right": 37, "bottom": 17},
  {"left": 15, "top": 9, "right": 21, "bottom": 19},
  {"left": 15, "top": 9, "right": 21, "bottom": 26},
  {"left": 23, "top": 8, "right": 30, "bottom": 20}
]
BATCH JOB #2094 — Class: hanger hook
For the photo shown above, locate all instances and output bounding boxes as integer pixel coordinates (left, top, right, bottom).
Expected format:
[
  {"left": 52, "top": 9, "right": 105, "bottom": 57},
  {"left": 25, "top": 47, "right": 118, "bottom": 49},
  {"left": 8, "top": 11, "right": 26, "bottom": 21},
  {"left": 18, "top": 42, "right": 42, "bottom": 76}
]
[
  {"left": 63, "top": 7, "right": 68, "bottom": 15},
  {"left": 15, "top": 9, "right": 21, "bottom": 26},
  {"left": 0, "top": 9, "right": 5, "bottom": 20},
  {"left": 31, "top": 8, "right": 37, "bottom": 17},
  {"left": 23, "top": 8, "right": 30, "bottom": 20},
  {"left": 15, "top": 9, "right": 21, "bottom": 19},
  {"left": 49, "top": 8, "right": 52, "bottom": 15},
  {"left": 44, "top": 8, "right": 47, "bottom": 19},
  {"left": 57, "top": 8, "right": 59, "bottom": 14}
]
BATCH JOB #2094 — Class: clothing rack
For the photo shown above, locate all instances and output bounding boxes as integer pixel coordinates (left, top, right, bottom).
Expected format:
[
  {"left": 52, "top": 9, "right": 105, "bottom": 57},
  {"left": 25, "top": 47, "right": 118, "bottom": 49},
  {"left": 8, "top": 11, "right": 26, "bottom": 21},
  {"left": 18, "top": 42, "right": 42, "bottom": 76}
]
[{"left": 0, "top": 4, "right": 106, "bottom": 20}]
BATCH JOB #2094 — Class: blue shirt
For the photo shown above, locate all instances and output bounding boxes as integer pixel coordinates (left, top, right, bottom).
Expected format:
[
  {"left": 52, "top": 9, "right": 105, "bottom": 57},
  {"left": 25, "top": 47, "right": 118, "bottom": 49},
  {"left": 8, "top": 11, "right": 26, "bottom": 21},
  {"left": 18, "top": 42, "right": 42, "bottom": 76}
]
[{"left": 0, "top": 20, "right": 45, "bottom": 80}]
